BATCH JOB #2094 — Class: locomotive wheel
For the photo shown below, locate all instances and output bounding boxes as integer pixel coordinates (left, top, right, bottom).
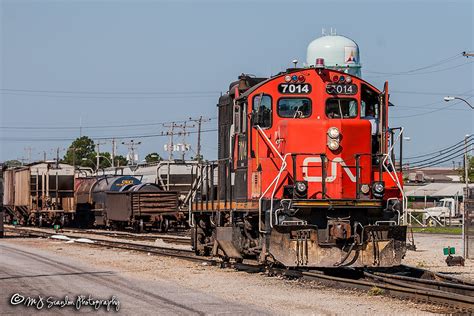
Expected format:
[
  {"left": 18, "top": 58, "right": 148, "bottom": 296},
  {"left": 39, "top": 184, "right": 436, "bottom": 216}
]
[{"left": 60, "top": 215, "right": 66, "bottom": 227}]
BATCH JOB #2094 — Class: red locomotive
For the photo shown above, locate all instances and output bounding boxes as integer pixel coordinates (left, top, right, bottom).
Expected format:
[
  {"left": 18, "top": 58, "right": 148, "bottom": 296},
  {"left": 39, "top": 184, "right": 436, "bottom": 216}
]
[{"left": 191, "top": 39, "right": 406, "bottom": 268}]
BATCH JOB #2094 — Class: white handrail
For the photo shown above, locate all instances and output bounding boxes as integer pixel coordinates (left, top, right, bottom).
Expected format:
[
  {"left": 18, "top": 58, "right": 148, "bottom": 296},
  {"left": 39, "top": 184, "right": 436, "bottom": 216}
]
[
  {"left": 255, "top": 125, "right": 290, "bottom": 233},
  {"left": 382, "top": 127, "right": 407, "bottom": 225}
]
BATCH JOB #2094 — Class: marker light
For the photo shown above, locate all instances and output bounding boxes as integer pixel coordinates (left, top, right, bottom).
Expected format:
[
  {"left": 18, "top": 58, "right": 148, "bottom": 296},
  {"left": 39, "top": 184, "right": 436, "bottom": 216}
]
[
  {"left": 361, "top": 184, "right": 370, "bottom": 194},
  {"left": 372, "top": 181, "right": 385, "bottom": 198},
  {"left": 327, "top": 139, "right": 340, "bottom": 151},
  {"left": 315, "top": 58, "right": 325, "bottom": 69},
  {"left": 291, "top": 75, "right": 298, "bottom": 82},
  {"left": 345, "top": 76, "right": 352, "bottom": 83},
  {"left": 285, "top": 75, "right": 292, "bottom": 82},
  {"left": 327, "top": 127, "right": 340, "bottom": 139},
  {"left": 332, "top": 75, "right": 339, "bottom": 83},
  {"left": 298, "top": 75, "right": 305, "bottom": 82},
  {"left": 295, "top": 181, "right": 307, "bottom": 193},
  {"left": 339, "top": 75, "right": 345, "bottom": 82}
]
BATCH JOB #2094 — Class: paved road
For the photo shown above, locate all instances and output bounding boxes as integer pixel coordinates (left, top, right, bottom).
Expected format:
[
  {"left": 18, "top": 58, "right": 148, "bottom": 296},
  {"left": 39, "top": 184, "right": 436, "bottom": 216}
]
[{"left": 0, "top": 239, "right": 265, "bottom": 315}]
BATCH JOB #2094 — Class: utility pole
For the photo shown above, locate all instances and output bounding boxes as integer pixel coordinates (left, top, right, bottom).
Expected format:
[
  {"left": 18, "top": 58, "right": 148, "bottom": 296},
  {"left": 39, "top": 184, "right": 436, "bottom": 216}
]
[
  {"left": 121, "top": 140, "right": 141, "bottom": 166},
  {"left": 463, "top": 134, "right": 470, "bottom": 258},
  {"left": 179, "top": 121, "right": 195, "bottom": 160},
  {"left": 56, "top": 147, "right": 60, "bottom": 168},
  {"left": 162, "top": 122, "right": 182, "bottom": 161},
  {"left": 111, "top": 139, "right": 116, "bottom": 167},
  {"left": 95, "top": 141, "right": 107, "bottom": 171},
  {"left": 24, "top": 147, "right": 34, "bottom": 164},
  {"left": 189, "top": 116, "right": 210, "bottom": 162},
  {"left": 43, "top": 151, "right": 47, "bottom": 162}
]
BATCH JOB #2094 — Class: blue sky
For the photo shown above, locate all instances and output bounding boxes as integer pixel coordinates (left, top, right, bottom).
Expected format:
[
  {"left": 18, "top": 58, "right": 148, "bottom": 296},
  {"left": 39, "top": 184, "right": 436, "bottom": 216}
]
[{"left": 1, "top": 0, "right": 473, "bottom": 164}]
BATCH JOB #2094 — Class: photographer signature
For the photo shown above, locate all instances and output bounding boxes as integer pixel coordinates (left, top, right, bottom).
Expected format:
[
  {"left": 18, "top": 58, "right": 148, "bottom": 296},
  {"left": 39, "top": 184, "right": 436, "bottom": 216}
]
[{"left": 10, "top": 293, "right": 120, "bottom": 311}]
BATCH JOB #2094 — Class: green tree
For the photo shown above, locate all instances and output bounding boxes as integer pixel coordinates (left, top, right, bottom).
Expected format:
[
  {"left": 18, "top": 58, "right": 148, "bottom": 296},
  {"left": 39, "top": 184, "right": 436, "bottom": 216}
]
[
  {"left": 145, "top": 152, "right": 161, "bottom": 163},
  {"left": 114, "top": 155, "right": 127, "bottom": 167},
  {"left": 98, "top": 152, "right": 112, "bottom": 169},
  {"left": 459, "top": 156, "right": 474, "bottom": 182},
  {"left": 3, "top": 160, "right": 22, "bottom": 168},
  {"left": 63, "top": 136, "right": 96, "bottom": 169}
]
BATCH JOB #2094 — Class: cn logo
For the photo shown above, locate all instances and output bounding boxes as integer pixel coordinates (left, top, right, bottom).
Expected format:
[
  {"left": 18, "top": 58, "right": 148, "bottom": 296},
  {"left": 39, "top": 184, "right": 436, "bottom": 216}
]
[{"left": 302, "top": 157, "right": 356, "bottom": 183}]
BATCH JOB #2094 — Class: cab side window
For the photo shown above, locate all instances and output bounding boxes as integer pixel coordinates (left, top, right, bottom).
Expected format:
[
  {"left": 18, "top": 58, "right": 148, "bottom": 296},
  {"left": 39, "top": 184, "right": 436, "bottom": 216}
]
[{"left": 252, "top": 94, "right": 272, "bottom": 128}]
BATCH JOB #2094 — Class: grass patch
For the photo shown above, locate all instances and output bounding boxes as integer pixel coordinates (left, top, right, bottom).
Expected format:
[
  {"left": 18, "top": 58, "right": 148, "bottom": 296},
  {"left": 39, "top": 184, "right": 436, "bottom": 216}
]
[
  {"left": 367, "top": 286, "right": 385, "bottom": 296},
  {"left": 416, "top": 261, "right": 427, "bottom": 268},
  {"left": 410, "top": 227, "right": 462, "bottom": 235}
]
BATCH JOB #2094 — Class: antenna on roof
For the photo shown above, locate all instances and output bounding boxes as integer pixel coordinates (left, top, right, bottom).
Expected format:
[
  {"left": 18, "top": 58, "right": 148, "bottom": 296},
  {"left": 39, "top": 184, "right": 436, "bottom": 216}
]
[
  {"left": 292, "top": 59, "right": 298, "bottom": 68},
  {"left": 322, "top": 28, "right": 326, "bottom": 36}
]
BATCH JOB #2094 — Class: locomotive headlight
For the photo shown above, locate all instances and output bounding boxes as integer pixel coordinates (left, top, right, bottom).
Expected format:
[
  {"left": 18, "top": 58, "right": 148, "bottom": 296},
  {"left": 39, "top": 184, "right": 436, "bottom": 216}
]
[
  {"left": 372, "top": 181, "right": 385, "bottom": 198},
  {"left": 327, "top": 139, "right": 340, "bottom": 151},
  {"left": 327, "top": 127, "right": 340, "bottom": 139},
  {"left": 295, "top": 181, "right": 307, "bottom": 193}
]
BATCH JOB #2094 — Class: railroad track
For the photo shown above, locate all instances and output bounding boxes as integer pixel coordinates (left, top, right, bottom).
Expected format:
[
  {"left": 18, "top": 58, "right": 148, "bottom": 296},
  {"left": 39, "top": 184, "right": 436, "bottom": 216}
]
[
  {"left": 6, "top": 226, "right": 474, "bottom": 312},
  {"left": 66, "top": 228, "right": 190, "bottom": 245},
  {"left": 4, "top": 225, "right": 191, "bottom": 245},
  {"left": 4, "top": 226, "right": 200, "bottom": 262}
]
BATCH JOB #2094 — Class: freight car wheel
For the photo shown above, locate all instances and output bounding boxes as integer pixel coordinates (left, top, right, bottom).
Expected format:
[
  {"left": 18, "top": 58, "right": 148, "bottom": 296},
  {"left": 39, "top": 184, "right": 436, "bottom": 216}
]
[
  {"left": 159, "top": 218, "right": 169, "bottom": 233},
  {"left": 133, "top": 219, "right": 144, "bottom": 233}
]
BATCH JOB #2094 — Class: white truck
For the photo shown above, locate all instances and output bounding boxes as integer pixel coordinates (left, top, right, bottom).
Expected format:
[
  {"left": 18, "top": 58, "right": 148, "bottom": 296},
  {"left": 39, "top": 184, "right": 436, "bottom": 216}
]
[{"left": 422, "top": 198, "right": 459, "bottom": 225}]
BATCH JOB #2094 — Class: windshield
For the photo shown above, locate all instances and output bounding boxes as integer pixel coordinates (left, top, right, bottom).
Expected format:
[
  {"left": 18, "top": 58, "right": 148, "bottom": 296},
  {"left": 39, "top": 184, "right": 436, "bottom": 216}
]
[
  {"left": 278, "top": 98, "right": 311, "bottom": 118},
  {"left": 326, "top": 98, "right": 358, "bottom": 119}
]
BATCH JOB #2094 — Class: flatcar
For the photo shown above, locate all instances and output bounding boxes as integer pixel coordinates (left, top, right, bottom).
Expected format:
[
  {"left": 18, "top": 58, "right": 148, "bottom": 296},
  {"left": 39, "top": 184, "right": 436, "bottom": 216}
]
[{"left": 190, "top": 35, "right": 407, "bottom": 268}]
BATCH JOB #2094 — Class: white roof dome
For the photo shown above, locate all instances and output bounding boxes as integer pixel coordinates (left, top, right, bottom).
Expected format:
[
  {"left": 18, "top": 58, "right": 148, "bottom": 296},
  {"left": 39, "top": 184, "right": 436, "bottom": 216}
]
[{"left": 306, "top": 35, "right": 361, "bottom": 77}]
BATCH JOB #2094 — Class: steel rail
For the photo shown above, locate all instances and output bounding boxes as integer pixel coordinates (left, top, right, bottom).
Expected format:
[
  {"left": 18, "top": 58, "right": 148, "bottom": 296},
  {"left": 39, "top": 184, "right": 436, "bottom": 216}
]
[
  {"left": 5, "top": 225, "right": 191, "bottom": 245},
  {"left": 299, "top": 270, "right": 474, "bottom": 312},
  {"left": 5, "top": 226, "right": 204, "bottom": 263},
  {"left": 366, "top": 270, "right": 474, "bottom": 297}
]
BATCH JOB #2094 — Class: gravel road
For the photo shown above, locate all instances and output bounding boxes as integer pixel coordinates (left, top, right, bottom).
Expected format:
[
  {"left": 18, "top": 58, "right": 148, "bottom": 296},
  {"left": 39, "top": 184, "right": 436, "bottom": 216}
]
[
  {"left": 0, "top": 240, "right": 265, "bottom": 315},
  {"left": 404, "top": 233, "right": 474, "bottom": 281},
  {"left": 0, "top": 237, "right": 440, "bottom": 315}
]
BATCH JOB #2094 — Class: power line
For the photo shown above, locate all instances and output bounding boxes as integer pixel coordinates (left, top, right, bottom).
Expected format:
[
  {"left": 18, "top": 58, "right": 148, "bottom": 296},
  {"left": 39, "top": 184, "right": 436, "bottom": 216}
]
[
  {"left": 392, "top": 95, "right": 473, "bottom": 119},
  {"left": 0, "top": 88, "right": 220, "bottom": 95},
  {"left": 409, "top": 151, "right": 468, "bottom": 170},
  {"left": 391, "top": 90, "right": 473, "bottom": 97},
  {"left": 408, "top": 140, "right": 473, "bottom": 167},
  {"left": 0, "top": 128, "right": 218, "bottom": 142},
  {"left": 0, "top": 117, "right": 217, "bottom": 130},
  {"left": 365, "top": 52, "right": 463, "bottom": 75},
  {"left": 1, "top": 92, "right": 219, "bottom": 100},
  {"left": 406, "top": 135, "right": 473, "bottom": 160}
]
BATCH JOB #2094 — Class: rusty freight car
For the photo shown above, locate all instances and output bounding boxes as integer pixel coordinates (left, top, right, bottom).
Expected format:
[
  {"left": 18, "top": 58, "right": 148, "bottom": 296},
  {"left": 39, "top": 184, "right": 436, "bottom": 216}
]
[
  {"left": 106, "top": 183, "right": 181, "bottom": 232},
  {"left": 3, "top": 162, "right": 75, "bottom": 226}
]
